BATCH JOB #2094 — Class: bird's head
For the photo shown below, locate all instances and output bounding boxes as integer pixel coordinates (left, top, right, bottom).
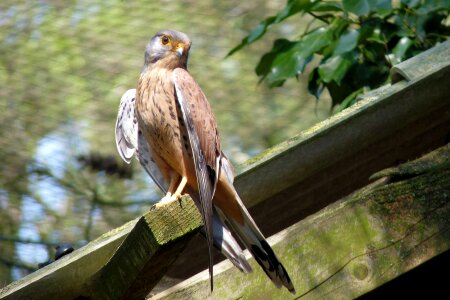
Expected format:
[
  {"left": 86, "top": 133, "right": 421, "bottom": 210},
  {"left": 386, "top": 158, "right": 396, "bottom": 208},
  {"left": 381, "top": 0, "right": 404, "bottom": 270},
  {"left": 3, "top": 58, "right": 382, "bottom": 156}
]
[{"left": 144, "top": 29, "right": 192, "bottom": 70}]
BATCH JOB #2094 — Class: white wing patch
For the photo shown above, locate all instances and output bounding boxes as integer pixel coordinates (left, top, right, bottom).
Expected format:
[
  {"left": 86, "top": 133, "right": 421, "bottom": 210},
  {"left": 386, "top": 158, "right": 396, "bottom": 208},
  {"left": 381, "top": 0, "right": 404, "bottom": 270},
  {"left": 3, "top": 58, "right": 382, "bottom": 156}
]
[
  {"left": 115, "top": 89, "right": 168, "bottom": 193},
  {"left": 115, "top": 89, "right": 138, "bottom": 163}
]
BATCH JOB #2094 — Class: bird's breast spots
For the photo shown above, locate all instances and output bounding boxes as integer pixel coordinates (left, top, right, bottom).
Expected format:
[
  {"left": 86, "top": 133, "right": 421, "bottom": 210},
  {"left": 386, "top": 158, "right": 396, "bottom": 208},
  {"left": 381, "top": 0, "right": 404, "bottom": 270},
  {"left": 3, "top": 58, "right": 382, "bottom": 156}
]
[
  {"left": 151, "top": 93, "right": 157, "bottom": 105},
  {"left": 163, "top": 88, "right": 171, "bottom": 99},
  {"left": 168, "top": 105, "right": 177, "bottom": 120},
  {"left": 157, "top": 76, "right": 164, "bottom": 86}
]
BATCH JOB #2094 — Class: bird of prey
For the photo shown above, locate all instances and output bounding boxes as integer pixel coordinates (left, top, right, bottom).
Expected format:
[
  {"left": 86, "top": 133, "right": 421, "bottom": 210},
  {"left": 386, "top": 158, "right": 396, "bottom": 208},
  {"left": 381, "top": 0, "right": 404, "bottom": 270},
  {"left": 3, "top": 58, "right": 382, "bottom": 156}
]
[{"left": 115, "top": 29, "right": 295, "bottom": 294}]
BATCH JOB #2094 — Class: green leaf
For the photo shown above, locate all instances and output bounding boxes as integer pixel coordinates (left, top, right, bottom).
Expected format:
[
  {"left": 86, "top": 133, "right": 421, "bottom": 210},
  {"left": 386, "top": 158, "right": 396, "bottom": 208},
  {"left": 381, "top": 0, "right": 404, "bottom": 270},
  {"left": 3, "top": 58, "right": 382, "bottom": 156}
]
[
  {"left": 326, "top": 80, "right": 355, "bottom": 106},
  {"left": 343, "top": 0, "right": 391, "bottom": 16},
  {"left": 343, "top": 0, "right": 370, "bottom": 16},
  {"left": 333, "top": 29, "right": 360, "bottom": 55},
  {"left": 363, "top": 39, "right": 390, "bottom": 66},
  {"left": 318, "top": 52, "right": 355, "bottom": 84},
  {"left": 308, "top": 68, "right": 325, "bottom": 99},
  {"left": 319, "top": 17, "right": 350, "bottom": 57},
  {"left": 333, "top": 87, "right": 365, "bottom": 113},
  {"left": 388, "top": 37, "right": 413, "bottom": 64},
  {"left": 227, "top": 16, "right": 276, "bottom": 56},
  {"left": 366, "top": 27, "right": 385, "bottom": 45},
  {"left": 263, "top": 27, "right": 333, "bottom": 84},
  {"left": 275, "top": 0, "right": 319, "bottom": 23},
  {"left": 327, "top": 16, "right": 351, "bottom": 39},
  {"left": 228, "top": 0, "right": 320, "bottom": 57},
  {"left": 259, "top": 20, "right": 350, "bottom": 86},
  {"left": 255, "top": 39, "right": 296, "bottom": 77},
  {"left": 362, "top": 47, "right": 378, "bottom": 63},
  {"left": 248, "top": 17, "right": 276, "bottom": 44},
  {"left": 401, "top": 0, "right": 421, "bottom": 8},
  {"left": 311, "top": 1, "right": 343, "bottom": 12},
  {"left": 266, "top": 52, "right": 312, "bottom": 86},
  {"left": 417, "top": 0, "right": 450, "bottom": 14},
  {"left": 370, "top": 0, "right": 392, "bottom": 16}
]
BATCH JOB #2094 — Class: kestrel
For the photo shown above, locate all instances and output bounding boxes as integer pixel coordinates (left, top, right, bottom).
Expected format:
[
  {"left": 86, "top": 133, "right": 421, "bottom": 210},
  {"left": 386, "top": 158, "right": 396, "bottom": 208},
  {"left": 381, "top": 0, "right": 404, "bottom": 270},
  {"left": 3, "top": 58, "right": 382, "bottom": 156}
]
[{"left": 115, "top": 29, "right": 295, "bottom": 294}]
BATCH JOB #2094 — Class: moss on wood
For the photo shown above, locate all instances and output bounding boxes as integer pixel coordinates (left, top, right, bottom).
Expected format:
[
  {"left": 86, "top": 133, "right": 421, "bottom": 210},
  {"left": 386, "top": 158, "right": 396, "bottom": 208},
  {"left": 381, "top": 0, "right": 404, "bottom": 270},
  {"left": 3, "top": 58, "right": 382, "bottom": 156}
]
[{"left": 152, "top": 144, "right": 450, "bottom": 300}]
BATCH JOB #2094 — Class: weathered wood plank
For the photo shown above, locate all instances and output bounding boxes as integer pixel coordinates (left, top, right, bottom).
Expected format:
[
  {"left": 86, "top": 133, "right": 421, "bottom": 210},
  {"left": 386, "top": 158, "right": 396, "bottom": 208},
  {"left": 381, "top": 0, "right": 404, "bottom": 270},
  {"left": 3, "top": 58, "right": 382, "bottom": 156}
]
[
  {"left": 151, "top": 144, "right": 450, "bottom": 299},
  {"left": 0, "top": 219, "right": 135, "bottom": 300},
  {"left": 390, "top": 37, "right": 450, "bottom": 83},
  {"left": 163, "top": 38, "right": 450, "bottom": 282},
  {"left": 0, "top": 196, "right": 203, "bottom": 300}
]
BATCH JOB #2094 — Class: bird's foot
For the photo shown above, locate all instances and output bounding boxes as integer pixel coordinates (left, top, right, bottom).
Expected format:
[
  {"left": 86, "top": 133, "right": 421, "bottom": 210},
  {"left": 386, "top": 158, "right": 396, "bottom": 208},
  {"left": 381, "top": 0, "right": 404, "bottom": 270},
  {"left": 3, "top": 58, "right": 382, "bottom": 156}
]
[{"left": 155, "top": 192, "right": 182, "bottom": 208}]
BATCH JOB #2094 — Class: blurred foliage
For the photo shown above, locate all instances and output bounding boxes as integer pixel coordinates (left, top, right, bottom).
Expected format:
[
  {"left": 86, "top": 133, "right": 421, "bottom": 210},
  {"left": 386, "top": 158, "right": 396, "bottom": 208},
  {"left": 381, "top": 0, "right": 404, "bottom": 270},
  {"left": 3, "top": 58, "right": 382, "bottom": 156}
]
[
  {"left": 0, "top": 0, "right": 332, "bottom": 286},
  {"left": 229, "top": 0, "right": 450, "bottom": 111}
]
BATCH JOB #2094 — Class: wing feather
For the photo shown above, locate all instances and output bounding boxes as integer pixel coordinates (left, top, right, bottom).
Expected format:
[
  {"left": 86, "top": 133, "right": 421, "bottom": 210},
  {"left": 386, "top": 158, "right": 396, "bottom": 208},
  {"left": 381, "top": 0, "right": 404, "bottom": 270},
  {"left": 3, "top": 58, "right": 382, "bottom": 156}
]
[
  {"left": 173, "top": 68, "right": 219, "bottom": 291},
  {"left": 221, "top": 153, "right": 235, "bottom": 184},
  {"left": 115, "top": 89, "right": 168, "bottom": 193},
  {"left": 115, "top": 89, "right": 138, "bottom": 163}
]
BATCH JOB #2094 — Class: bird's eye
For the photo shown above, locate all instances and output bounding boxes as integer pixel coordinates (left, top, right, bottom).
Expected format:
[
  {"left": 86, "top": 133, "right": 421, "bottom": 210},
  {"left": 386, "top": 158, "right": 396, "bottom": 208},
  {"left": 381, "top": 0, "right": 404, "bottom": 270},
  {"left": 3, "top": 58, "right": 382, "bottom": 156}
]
[{"left": 161, "top": 35, "right": 170, "bottom": 45}]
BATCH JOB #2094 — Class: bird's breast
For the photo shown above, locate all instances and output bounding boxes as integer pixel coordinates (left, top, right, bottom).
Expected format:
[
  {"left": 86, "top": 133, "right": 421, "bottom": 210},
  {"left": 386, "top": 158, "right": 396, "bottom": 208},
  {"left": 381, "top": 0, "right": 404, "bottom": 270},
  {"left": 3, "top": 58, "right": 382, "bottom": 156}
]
[{"left": 136, "top": 68, "right": 194, "bottom": 180}]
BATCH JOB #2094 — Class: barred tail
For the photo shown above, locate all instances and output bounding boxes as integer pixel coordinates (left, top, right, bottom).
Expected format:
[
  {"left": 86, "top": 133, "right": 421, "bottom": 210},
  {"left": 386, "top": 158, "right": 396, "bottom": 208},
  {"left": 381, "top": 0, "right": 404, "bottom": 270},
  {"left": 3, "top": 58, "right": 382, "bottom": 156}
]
[{"left": 214, "top": 173, "right": 296, "bottom": 294}]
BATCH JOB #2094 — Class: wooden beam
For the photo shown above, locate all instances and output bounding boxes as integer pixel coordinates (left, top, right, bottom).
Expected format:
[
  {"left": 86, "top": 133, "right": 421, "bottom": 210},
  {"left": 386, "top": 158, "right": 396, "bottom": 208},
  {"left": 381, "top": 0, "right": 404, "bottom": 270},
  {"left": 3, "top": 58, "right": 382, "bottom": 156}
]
[
  {"left": 151, "top": 144, "right": 450, "bottom": 299},
  {"left": 0, "top": 196, "right": 203, "bottom": 300}
]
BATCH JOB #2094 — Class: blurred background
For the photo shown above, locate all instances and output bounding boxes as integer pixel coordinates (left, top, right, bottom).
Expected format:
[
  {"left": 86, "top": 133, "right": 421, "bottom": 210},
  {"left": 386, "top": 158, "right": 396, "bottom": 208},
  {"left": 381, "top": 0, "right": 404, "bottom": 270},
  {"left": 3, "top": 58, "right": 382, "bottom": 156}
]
[{"left": 0, "top": 0, "right": 331, "bottom": 286}]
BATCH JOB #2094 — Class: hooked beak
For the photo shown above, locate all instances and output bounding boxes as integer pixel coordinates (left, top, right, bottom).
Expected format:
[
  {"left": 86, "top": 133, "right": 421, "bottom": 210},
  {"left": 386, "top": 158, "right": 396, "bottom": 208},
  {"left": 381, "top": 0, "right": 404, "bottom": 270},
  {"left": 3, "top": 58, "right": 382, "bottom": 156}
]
[{"left": 175, "top": 43, "right": 185, "bottom": 57}]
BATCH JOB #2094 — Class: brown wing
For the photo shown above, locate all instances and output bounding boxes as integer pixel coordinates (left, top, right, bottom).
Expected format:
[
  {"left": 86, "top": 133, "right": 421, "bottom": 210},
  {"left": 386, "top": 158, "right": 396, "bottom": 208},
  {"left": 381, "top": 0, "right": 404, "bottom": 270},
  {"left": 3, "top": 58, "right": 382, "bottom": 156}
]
[
  {"left": 172, "top": 68, "right": 220, "bottom": 174},
  {"left": 172, "top": 67, "right": 221, "bottom": 290}
]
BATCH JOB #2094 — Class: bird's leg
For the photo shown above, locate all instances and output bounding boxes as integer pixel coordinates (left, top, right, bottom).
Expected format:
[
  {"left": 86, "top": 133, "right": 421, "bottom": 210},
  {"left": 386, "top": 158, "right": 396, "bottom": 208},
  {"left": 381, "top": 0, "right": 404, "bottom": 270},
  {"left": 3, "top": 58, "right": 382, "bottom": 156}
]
[
  {"left": 172, "top": 176, "right": 187, "bottom": 199},
  {"left": 157, "top": 174, "right": 180, "bottom": 206},
  {"left": 166, "top": 174, "right": 180, "bottom": 197},
  {"left": 156, "top": 174, "right": 187, "bottom": 207}
]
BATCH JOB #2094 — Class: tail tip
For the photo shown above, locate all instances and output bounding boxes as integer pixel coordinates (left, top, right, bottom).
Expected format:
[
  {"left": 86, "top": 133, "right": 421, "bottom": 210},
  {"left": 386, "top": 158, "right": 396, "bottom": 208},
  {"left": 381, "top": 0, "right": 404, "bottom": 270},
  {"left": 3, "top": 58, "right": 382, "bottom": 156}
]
[{"left": 288, "top": 285, "right": 296, "bottom": 295}]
